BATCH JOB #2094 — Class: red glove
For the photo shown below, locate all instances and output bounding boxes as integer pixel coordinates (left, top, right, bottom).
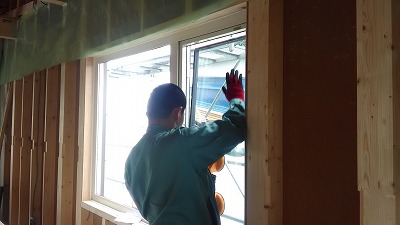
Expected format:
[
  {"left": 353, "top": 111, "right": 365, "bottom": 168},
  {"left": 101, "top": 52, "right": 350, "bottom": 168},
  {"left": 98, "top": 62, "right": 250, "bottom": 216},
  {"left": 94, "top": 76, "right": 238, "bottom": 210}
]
[{"left": 222, "top": 69, "right": 244, "bottom": 101}]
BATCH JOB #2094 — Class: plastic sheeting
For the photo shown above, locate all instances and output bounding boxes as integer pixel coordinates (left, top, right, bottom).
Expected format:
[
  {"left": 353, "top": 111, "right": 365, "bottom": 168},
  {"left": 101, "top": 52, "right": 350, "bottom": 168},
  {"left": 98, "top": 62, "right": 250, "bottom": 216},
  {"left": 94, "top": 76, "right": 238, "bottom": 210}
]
[{"left": 0, "top": 0, "right": 236, "bottom": 84}]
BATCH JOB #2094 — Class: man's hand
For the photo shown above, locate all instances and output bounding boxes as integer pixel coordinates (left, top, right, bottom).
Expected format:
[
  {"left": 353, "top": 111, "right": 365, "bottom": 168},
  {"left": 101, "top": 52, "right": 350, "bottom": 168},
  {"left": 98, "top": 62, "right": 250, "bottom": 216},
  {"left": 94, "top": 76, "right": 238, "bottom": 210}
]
[{"left": 222, "top": 69, "right": 244, "bottom": 101}]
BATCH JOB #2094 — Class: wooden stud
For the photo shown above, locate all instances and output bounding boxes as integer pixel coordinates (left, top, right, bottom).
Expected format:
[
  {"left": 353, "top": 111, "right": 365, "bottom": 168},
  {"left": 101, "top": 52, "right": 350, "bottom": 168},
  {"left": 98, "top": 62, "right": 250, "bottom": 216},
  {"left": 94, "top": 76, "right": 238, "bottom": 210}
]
[
  {"left": 357, "top": 0, "right": 399, "bottom": 224},
  {"left": 42, "top": 65, "right": 61, "bottom": 225},
  {"left": 9, "top": 79, "right": 22, "bottom": 225},
  {"left": 246, "top": 0, "right": 283, "bottom": 224},
  {"left": 57, "top": 60, "right": 80, "bottom": 225},
  {"left": 2, "top": 83, "right": 13, "bottom": 223},
  {"left": 30, "top": 70, "right": 46, "bottom": 225},
  {"left": 76, "top": 58, "right": 94, "bottom": 225},
  {"left": 19, "top": 74, "right": 34, "bottom": 225},
  {"left": 0, "top": 84, "right": 12, "bottom": 150}
]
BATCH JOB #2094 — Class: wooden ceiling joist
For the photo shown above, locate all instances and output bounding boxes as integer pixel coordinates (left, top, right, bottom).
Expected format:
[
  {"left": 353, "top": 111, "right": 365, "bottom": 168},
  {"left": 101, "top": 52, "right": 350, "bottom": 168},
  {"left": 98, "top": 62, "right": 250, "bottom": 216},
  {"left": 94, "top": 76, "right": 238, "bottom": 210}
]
[{"left": 0, "top": 19, "right": 16, "bottom": 40}]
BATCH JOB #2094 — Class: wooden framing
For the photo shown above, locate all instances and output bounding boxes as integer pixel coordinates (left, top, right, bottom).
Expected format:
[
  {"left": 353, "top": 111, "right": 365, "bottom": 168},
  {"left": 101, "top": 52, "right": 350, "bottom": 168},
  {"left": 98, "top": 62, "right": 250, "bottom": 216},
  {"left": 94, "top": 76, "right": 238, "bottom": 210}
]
[
  {"left": 9, "top": 80, "right": 22, "bottom": 225},
  {"left": 2, "top": 83, "right": 13, "bottom": 223},
  {"left": 31, "top": 70, "right": 46, "bottom": 225},
  {"left": 246, "top": 0, "right": 283, "bottom": 224},
  {"left": 357, "top": 0, "right": 399, "bottom": 224},
  {"left": 76, "top": 58, "right": 94, "bottom": 225},
  {"left": 57, "top": 60, "right": 80, "bottom": 225},
  {"left": 19, "top": 74, "right": 34, "bottom": 225},
  {"left": 0, "top": 19, "right": 16, "bottom": 40},
  {"left": 42, "top": 65, "right": 61, "bottom": 225}
]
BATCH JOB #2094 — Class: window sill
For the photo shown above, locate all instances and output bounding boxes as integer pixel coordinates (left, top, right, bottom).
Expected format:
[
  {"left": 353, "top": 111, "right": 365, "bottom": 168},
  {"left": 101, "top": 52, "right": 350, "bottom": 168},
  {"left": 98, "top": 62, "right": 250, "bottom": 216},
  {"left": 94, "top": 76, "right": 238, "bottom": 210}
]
[{"left": 81, "top": 200, "right": 147, "bottom": 224}]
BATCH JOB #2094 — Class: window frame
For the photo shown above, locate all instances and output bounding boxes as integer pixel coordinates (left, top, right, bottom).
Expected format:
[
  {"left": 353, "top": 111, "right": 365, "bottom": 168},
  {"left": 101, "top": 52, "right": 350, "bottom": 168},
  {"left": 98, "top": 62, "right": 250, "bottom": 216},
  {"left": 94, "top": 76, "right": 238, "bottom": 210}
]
[{"left": 87, "top": 5, "right": 247, "bottom": 215}]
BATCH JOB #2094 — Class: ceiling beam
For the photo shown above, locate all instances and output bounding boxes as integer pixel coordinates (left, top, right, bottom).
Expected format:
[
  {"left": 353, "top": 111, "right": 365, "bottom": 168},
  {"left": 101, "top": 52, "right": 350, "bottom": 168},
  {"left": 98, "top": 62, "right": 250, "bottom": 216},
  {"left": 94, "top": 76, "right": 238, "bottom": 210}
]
[{"left": 0, "top": 19, "right": 16, "bottom": 40}]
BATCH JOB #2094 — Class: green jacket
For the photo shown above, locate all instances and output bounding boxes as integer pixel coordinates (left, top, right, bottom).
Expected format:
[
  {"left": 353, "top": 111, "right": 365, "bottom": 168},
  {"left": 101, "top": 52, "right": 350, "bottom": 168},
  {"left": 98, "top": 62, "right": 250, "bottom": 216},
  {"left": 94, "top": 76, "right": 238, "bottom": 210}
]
[{"left": 124, "top": 99, "right": 246, "bottom": 225}]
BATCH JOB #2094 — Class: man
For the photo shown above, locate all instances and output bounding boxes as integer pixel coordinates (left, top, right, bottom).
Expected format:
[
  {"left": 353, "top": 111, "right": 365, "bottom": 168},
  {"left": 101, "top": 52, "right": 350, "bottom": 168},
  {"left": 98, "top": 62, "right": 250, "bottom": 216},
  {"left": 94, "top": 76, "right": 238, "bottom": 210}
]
[{"left": 124, "top": 69, "right": 246, "bottom": 225}]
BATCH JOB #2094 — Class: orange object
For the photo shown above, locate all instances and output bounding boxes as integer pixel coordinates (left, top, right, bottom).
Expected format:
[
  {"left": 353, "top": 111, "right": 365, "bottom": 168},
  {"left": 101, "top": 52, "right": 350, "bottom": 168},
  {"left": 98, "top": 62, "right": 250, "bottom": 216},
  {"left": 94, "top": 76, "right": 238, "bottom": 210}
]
[
  {"left": 215, "top": 192, "right": 225, "bottom": 215},
  {"left": 208, "top": 156, "right": 225, "bottom": 173}
]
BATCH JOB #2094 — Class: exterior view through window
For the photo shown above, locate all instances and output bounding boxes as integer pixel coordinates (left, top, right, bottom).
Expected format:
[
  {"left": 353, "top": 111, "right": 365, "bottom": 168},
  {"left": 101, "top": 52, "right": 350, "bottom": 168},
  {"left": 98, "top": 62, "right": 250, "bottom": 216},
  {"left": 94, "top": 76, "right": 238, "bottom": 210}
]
[
  {"left": 182, "top": 30, "right": 246, "bottom": 225},
  {"left": 93, "top": 26, "right": 246, "bottom": 224},
  {"left": 94, "top": 45, "right": 171, "bottom": 208}
]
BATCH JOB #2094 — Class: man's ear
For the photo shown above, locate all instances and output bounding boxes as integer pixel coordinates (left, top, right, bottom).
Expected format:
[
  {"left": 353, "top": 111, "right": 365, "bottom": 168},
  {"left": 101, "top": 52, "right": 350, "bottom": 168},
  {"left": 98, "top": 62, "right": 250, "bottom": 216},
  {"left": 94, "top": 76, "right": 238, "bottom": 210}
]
[{"left": 172, "top": 107, "right": 182, "bottom": 120}]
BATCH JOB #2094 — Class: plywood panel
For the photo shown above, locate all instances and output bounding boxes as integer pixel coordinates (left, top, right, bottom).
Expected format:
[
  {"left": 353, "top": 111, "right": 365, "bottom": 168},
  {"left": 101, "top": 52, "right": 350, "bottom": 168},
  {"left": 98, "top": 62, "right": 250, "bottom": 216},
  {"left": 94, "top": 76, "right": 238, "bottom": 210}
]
[
  {"left": 31, "top": 70, "right": 46, "bottom": 225},
  {"left": 246, "top": 0, "right": 283, "bottom": 224},
  {"left": 42, "top": 65, "right": 61, "bottom": 225},
  {"left": 81, "top": 208, "right": 93, "bottom": 225},
  {"left": 357, "top": 0, "right": 399, "bottom": 224},
  {"left": 9, "top": 79, "right": 22, "bottom": 225},
  {"left": 57, "top": 60, "right": 80, "bottom": 225},
  {"left": 19, "top": 74, "right": 34, "bottom": 225},
  {"left": 283, "top": 1, "right": 359, "bottom": 224}
]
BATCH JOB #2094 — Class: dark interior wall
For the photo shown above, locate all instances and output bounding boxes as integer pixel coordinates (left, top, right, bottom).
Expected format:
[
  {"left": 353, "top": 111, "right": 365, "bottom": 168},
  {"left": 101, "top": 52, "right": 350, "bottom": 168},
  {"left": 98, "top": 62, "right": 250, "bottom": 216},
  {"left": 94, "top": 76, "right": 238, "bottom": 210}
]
[{"left": 283, "top": 1, "right": 359, "bottom": 224}]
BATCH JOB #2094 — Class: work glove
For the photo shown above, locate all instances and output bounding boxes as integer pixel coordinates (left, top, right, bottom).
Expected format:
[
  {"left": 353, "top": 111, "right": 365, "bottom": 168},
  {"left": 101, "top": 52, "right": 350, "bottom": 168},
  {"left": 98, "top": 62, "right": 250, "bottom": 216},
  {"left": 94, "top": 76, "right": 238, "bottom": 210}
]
[{"left": 222, "top": 69, "right": 244, "bottom": 101}]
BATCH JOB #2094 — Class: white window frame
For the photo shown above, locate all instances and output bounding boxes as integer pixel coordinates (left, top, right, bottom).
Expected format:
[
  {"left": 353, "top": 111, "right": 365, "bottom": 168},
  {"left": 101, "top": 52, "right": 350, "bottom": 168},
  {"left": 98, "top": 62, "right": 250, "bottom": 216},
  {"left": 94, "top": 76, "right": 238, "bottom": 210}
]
[{"left": 88, "top": 4, "right": 247, "bottom": 215}]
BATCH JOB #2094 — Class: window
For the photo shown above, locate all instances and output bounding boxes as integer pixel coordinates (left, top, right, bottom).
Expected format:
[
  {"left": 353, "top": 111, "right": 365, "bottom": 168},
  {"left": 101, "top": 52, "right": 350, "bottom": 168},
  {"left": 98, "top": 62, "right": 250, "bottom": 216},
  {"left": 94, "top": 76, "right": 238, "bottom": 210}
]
[
  {"left": 90, "top": 7, "right": 246, "bottom": 223},
  {"left": 181, "top": 31, "right": 246, "bottom": 225},
  {"left": 93, "top": 46, "right": 171, "bottom": 208}
]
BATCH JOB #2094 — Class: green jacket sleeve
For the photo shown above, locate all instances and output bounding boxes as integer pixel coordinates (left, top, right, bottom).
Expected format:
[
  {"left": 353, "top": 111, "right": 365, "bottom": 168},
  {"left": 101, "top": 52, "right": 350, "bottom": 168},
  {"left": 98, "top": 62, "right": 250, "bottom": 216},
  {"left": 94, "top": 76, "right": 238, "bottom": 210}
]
[{"left": 177, "top": 98, "right": 246, "bottom": 170}]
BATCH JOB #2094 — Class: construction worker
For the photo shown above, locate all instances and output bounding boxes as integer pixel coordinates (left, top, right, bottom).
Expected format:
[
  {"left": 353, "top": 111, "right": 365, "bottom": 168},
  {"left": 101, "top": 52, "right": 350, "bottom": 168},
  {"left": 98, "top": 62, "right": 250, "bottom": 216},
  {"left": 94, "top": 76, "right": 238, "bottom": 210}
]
[{"left": 124, "top": 69, "right": 246, "bottom": 225}]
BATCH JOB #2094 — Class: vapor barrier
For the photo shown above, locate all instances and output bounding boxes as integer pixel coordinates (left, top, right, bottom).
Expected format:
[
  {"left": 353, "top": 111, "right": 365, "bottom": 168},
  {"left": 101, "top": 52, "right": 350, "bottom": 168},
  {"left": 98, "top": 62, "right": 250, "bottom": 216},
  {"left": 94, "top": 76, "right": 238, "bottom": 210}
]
[{"left": 0, "top": 0, "right": 236, "bottom": 84}]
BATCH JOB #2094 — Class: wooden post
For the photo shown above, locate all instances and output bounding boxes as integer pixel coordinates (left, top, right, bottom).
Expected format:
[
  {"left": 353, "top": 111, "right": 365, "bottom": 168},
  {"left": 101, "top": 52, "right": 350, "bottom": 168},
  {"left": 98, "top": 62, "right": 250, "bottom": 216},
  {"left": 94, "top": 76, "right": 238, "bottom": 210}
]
[
  {"left": 357, "top": 0, "right": 399, "bottom": 224},
  {"left": 19, "top": 74, "right": 34, "bottom": 224},
  {"left": 57, "top": 60, "right": 80, "bottom": 225},
  {"left": 42, "top": 65, "right": 61, "bottom": 225},
  {"left": 9, "top": 80, "right": 22, "bottom": 225},
  {"left": 246, "top": 0, "right": 283, "bottom": 224},
  {"left": 31, "top": 70, "right": 46, "bottom": 225}
]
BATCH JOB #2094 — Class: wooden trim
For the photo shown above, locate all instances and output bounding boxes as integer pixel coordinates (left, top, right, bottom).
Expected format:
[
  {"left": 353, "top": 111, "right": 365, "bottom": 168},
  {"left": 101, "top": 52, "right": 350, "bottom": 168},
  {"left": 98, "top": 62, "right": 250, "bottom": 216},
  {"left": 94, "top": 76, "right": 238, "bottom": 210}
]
[
  {"left": 42, "top": 65, "right": 61, "bottom": 225},
  {"left": 357, "top": 0, "right": 399, "bottom": 224},
  {"left": 246, "top": 0, "right": 283, "bottom": 224},
  {"left": 57, "top": 60, "right": 80, "bottom": 225},
  {"left": 19, "top": 74, "right": 34, "bottom": 225},
  {"left": 9, "top": 79, "right": 23, "bottom": 225}
]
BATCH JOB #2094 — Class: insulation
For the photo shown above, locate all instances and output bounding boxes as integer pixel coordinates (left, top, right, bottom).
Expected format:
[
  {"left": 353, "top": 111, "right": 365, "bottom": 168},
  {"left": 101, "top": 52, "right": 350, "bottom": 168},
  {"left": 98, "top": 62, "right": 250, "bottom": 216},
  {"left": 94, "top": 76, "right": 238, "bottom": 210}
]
[{"left": 0, "top": 0, "right": 236, "bottom": 84}]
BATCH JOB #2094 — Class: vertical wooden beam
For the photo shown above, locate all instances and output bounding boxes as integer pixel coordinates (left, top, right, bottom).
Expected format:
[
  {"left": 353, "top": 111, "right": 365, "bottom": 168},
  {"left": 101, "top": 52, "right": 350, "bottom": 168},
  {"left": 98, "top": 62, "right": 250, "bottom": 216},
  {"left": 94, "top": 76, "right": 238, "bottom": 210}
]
[
  {"left": 246, "top": 0, "right": 283, "bottom": 224},
  {"left": 19, "top": 74, "right": 34, "bottom": 225},
  {"left": 2, "top": 83, "right": 13, "bottom": 223},
  {"left": 76, "top": 58, "right": 94, "bottom": 225},
  {"left": 42, "top": 65, "right": 61, "bottom": 225},
  {"left": 393, "top": 0, "right": 400, "bottom": 221},
  {"left": 9, "top": 80, "right": 22, "bottom": 225},
  {"left": 31, "top": 70, "right": 46, "bottom": 225},
  {"left": 57, "top": 60, "right": 80, "bottom": 225},
  {"left": 357, "top": 0, "right": 399, "bottom": 224}
]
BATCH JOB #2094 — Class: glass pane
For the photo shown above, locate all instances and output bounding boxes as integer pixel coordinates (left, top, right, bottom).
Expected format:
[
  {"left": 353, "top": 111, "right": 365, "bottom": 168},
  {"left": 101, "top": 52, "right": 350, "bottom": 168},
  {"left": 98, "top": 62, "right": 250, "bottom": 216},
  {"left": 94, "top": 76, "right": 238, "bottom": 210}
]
[
  {"left": 184, "top": 33, "right": 246, "bottom": 225},
  {"left": 95, "top": 45, "right": 171, "bottom": 207}
]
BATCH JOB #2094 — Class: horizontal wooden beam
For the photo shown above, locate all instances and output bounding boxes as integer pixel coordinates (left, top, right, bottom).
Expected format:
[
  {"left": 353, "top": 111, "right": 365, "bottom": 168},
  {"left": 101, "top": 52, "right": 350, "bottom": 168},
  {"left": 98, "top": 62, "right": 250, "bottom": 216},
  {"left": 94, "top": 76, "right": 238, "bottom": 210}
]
[
  {"left": 41, "top": 0, "right": 67, "bottom": 6},
  {"left": 0, "top": 19, "right": 16, "bottom": 40}
]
